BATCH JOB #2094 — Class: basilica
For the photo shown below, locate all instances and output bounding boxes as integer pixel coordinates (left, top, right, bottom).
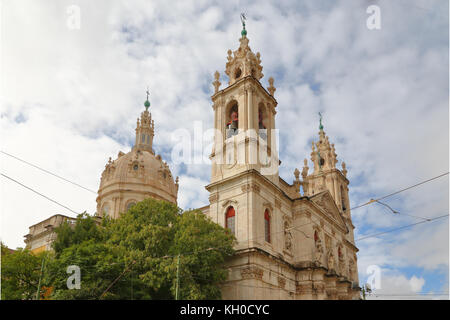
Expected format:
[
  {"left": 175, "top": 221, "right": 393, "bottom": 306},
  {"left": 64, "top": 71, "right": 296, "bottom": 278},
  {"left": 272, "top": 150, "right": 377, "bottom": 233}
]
[{"left": 24, "top": 24, "right": 360, "bottom": 300}]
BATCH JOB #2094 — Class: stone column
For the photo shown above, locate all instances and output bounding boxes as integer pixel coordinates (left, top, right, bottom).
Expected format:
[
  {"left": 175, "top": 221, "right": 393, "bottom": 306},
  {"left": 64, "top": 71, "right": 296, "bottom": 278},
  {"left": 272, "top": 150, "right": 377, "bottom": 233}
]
[
  {"left": 333, "top": 176, "right": 340, "bottom": 208},
  {"left": 247, "top": 88, "right": 253, "bottom": 130}
]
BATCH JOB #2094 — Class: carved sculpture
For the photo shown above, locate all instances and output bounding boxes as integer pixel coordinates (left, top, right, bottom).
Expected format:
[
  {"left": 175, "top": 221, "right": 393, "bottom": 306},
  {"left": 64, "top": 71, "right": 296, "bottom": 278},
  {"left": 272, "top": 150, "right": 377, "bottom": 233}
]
[
  {"left": 314, "top": 232, "right": 324, "bottom": 266},
  {"left": 267, "top": 77, "right": 276, "bottom": 96},
  {"left": 327, "top": 252, "right": 335, "bottom": 273},
  {"left": 284, "top": 221, "right": 292, "bottom": 251},
  {"left": 212, "top": 71, "right": 221, "bottom": 94}
]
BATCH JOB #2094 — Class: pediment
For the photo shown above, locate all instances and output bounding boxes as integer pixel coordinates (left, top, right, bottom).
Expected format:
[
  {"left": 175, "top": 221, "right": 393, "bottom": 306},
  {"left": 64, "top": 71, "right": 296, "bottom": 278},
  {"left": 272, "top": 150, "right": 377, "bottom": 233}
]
[{"left": 309, "top": 191, "right": 348, "bottom": 232}]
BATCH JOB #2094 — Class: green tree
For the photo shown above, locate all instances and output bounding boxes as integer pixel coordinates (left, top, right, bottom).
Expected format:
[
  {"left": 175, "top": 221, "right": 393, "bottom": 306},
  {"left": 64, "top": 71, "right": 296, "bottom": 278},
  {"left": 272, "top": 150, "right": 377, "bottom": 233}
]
[
  {"left": 52, "top": 212, "right": 102, "bottom": 256},
  {"left": 1, "top": 244, "right": 49, "bottom": 300},
  {"left": 49, "top": 198, "right": 235, "bottom": 300}
]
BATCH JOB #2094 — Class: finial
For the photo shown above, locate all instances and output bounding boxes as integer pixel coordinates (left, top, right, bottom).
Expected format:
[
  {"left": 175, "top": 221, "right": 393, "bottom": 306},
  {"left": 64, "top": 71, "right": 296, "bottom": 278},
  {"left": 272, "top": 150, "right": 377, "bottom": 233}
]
[
  {"left": 341, "top": 162, "right": 347, "bottom": 177},
  {"left": 318, "top": 112, "right": 323, "bottom": 130},
  {"left": 144, "top": 87, "right": 151, "bottom": 111},
  {"left": 267, "top": 77, "right": 276, "bottom": 96},
  {"left": 240, "top": 13, "right": 247, "bottom": 37},
  {"left": 213, "top": 71, "right": 221, "bottom": 94},
  {"left": 294, "top": 168, "right": 300, "bottom": 181},
  {"left": 302, "top": 158, "right": 309, "bottom": 179},
  {"left": 227, "top": 49, "right": 232, "bottom": 61}
]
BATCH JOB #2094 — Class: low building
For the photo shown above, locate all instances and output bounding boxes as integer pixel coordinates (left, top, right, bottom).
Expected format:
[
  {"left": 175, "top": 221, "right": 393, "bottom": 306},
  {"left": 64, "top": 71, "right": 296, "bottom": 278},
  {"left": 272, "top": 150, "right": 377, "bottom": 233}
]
[{"left": 24, "top": 214, "right": 76, "bottom": 254}]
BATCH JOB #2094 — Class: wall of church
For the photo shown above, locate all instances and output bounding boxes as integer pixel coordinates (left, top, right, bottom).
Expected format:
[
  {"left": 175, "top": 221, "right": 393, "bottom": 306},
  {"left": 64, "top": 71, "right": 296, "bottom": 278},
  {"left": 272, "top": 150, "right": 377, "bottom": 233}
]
[{"left": 220, "top": 249, "right": 359, "bottom": 300}]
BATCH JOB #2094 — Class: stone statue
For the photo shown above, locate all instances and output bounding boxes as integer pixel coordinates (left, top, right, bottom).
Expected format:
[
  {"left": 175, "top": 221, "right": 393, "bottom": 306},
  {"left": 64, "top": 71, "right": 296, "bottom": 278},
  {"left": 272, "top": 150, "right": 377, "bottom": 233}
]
[
  {"left": 327, "top": 252, "right": 335, "bottom": 273},
  {"left": 348, "top": 259, "right": 355, "bottom": 279},
  {"left": 314, "top": 239, "right": 323, "bottom": 266},
  {"left": 284, "top": 221, "right": 292, "bottom": 251}
]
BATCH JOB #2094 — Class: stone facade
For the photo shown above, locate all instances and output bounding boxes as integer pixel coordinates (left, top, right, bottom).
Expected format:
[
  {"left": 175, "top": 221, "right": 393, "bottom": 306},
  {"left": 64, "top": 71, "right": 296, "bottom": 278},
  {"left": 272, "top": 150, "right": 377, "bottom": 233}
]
[
  {"left": 202, "top": 31, "right": 360, "bottom": 300},
  {"left": 24, "top": 214, "right": 76, "bottom": 254}
]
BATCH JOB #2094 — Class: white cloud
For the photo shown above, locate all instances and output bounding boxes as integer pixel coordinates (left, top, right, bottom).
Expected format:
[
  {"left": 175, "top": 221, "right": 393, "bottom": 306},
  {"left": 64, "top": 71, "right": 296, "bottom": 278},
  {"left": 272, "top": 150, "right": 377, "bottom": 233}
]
[
  {"left": 0, "top": 0, "right": 448, "bottom": 298},
  {"left": 364, "top": 268, "right": 448, "bottom": 300}
]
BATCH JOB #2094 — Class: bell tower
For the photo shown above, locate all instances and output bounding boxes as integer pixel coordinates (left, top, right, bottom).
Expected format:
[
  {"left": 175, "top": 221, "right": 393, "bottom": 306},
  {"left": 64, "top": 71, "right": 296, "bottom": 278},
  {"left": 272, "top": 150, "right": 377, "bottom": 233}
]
[
  {"left": 204, "top": 18, "right": 360, "bottom": 300},
  {"left": 209, "top": 19, "right": 279, "bottom": 186},
  {"left": 205, "top": 17, "right": 281, "bottom": 253},
  {"left": 301, "top": 115, "right": 352, "bottom": 224}
]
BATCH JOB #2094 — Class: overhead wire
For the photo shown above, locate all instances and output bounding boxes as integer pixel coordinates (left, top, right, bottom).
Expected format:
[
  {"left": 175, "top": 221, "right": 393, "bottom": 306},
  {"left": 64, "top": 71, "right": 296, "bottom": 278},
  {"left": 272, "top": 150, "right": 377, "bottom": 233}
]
[
  {"left": 355, "top": 214, "right": 449, "bottom": 241},
  {"left": 1, "top": 150, "right": 97, "bottom": 194},
  {"left": 1, "top": 173, "right": 80, "bottom": 214},
  {"left": 351, "top": 172, "right": 449, "bottom": 211}
]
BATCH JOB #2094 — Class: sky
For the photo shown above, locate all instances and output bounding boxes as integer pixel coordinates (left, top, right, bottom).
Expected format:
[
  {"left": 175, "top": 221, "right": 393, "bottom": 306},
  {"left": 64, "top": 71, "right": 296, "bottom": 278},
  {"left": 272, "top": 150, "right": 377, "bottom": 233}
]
[{"left": 1, "top": 0, "right": 449, "bottom": 299}]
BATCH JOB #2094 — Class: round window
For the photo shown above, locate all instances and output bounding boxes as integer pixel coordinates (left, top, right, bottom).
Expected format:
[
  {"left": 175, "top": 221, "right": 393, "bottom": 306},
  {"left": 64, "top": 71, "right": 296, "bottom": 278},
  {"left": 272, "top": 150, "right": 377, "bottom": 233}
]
[{"left": 133, "top": 164, "right": 139, "bottom": 171}]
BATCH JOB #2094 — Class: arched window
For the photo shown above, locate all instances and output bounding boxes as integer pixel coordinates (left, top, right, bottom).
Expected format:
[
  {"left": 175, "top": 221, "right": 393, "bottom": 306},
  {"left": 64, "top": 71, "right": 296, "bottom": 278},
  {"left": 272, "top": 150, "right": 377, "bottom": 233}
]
[
  {"left": 264, "top": 209, "right": 271, "bottom": 243},
  {"left": 319, "top": 157, "right": 325, "bottom": 167},
  {"left": 226, "top": 103, "right": 239, "bottom": 138},
  {"left": 225, "top": 206, "right": 236, "bottom": 235},
  {"left": 235, "top": 68, "right": 242, "bottom": 80},
  {"left": 126, "top": 201, "right": 136, "bottom": 211},
  {"left": 340, "top": 186, "right": 347, "bottom": 211},
  {"left": 258, "top": 105, "right": 267, "bottom": 141},
  {"left": 102, "top": 204, "right": 110, "bottom": 217}
]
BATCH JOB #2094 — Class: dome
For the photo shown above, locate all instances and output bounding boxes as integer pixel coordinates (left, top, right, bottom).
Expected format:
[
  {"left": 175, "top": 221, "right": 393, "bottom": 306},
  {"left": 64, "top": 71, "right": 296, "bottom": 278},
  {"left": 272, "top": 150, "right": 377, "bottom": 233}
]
[
  {"left": 96, "top": 96, "right": 178, "bottom": 219},
  {"left": 97, "top": 148, "right": 178, "bottom": 218}
]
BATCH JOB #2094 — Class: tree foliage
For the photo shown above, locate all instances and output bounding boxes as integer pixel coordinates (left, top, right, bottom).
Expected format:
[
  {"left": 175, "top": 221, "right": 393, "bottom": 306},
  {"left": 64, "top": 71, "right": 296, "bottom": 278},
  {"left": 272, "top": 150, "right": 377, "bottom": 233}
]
[
  {"left": 1, "top": 244, "right": 49, "bottom": 300},
  {"left": 20, "top": 198, "right": 235, "bottom": 300}
]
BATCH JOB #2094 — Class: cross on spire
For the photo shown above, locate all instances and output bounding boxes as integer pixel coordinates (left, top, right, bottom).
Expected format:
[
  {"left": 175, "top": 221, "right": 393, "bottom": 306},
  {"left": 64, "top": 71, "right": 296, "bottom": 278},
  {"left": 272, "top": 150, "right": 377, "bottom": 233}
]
[
  {"left": 144, "top": 87, "right": 150, "bottom": 111},
  {"left": 318, "top": 112, "right": 324, "bottom": 130},
  {"left": 240, "top": 13, "right": 247, "bottom": 37}
]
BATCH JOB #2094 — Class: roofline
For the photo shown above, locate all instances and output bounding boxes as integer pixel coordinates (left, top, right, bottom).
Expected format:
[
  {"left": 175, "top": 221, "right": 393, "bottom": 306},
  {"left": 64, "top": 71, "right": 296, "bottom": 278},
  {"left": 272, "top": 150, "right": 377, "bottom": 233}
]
[
  {"left": 27, "top": 214, "right": 76, "bottom": 229},
  {"left": 211, "top": 75, "right": 278, "bottom": 105}
]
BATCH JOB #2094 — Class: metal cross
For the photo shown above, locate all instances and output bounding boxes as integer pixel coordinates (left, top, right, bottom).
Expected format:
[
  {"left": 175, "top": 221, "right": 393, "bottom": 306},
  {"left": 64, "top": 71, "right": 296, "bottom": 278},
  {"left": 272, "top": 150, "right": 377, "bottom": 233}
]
[{"left": 240, "top": 13, "right": 247, "bottom": 27}]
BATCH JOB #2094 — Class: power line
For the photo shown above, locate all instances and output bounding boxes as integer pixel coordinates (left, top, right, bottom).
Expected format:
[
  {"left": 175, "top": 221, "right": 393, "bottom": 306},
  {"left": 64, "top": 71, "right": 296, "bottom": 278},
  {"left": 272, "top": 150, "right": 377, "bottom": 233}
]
[
  {"left": 351, "top": 172, "right": 449, "bottom": 211},
  {"left": 0, "top": 150, "right": 97, "bottom": 194},
  {"left": 99, "top": 260, "right": 136, "bottom": 299},
  {"left": 355, "top": 213, "right": 449, "bottom": 241},
  {"left": 374, "top": 200, "right": 431, "bottom": 221},
  {"left": 0, "top": 173, "right": 79, "bottom": 214}
]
